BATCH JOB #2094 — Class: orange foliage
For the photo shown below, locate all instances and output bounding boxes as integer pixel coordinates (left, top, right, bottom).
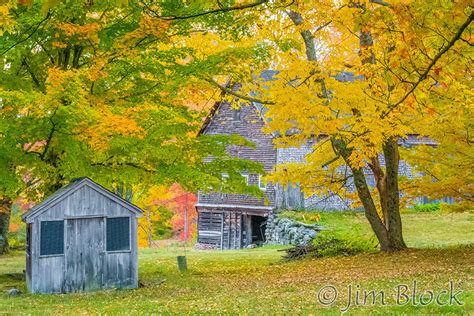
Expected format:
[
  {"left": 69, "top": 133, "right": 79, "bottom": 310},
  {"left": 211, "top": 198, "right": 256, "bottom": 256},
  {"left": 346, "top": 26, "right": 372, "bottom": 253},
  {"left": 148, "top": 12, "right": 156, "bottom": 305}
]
[
  {"left": 8, "top": 223, "right": 20, "bottom": 233},
  {"left": 137, "top": 184, "right": 197, "bottom": 247}
]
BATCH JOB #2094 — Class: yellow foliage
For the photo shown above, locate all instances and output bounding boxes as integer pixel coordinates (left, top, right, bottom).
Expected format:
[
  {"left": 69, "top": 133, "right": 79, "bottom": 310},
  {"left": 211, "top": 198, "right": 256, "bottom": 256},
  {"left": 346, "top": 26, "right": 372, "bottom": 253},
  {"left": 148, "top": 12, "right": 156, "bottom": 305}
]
[{"left": 248, "top": 0, "right": 473, "bottom": 215}]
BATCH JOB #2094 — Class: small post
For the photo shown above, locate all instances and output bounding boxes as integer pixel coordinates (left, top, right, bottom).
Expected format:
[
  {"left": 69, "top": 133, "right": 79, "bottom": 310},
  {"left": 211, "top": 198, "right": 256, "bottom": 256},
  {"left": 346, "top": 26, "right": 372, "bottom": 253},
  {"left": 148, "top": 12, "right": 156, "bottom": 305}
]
[{"left": 177, "top": 255, "right": 187, "bottom": 272}]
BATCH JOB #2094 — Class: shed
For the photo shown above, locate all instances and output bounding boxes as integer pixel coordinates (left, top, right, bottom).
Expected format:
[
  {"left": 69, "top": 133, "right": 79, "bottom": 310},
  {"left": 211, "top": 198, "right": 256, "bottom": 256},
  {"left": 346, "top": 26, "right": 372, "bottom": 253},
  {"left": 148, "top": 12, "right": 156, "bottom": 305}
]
[{"left": 22, "top": 177, "right": 143, "bottom": 294}]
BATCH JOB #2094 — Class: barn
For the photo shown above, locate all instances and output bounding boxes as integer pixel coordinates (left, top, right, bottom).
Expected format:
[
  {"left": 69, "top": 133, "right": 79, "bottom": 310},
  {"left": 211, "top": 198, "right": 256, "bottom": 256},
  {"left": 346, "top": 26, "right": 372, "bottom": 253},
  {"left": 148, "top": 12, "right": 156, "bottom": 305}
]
[{"left": 22, "top": 177, "right": 143, "bottom": 294}]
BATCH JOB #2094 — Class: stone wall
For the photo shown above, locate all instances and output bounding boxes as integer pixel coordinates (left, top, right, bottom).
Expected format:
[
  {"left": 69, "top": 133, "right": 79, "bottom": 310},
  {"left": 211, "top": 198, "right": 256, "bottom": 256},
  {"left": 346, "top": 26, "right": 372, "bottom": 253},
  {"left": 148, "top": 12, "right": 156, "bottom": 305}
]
[{"left": 265, "top": 213, "right": 320, "bottom": 246}]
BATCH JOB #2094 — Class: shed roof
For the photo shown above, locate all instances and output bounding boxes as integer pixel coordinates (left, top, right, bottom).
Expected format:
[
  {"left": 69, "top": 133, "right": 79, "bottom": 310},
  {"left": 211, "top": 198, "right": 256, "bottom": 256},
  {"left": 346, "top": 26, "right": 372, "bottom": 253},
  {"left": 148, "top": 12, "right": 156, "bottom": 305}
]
[{"left": 22, "top": 177, "right": 143, "bottom": 222}]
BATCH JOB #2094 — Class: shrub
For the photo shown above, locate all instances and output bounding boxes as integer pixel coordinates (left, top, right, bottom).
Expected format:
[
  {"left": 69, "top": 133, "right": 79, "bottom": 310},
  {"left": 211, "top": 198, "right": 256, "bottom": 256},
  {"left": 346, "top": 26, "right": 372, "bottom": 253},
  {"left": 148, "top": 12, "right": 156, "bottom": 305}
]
[
  {"left": 283, "top": 231, "right": 377, "bottom": 260},
  {"left": 413, "top": 203, "right": 440, "bottom": 212},
  {"left": 440, "top": 203, "right": 472, "bottom": 213}
]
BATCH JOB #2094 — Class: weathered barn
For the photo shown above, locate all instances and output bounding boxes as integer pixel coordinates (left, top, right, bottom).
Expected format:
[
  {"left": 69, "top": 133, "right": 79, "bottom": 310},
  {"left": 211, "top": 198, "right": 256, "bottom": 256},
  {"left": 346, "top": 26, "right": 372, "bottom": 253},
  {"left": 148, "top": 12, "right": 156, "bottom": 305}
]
[
  {"left": 195, "top": 73, "right": 450, "bottom": 250},
  {"left": 196, "top": 94, "right": 277, "bottom": 250},
  {"left": 22, "top": 177, "right": 142, "bottom": 294}
]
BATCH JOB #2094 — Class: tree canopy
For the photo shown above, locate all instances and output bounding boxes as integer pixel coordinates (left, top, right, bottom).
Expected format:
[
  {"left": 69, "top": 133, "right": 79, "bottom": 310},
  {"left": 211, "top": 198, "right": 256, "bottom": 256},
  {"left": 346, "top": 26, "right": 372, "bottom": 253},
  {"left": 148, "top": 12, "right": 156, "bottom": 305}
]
[
  {"left": 0, "top": 0, "right": 270, "bottom": 253},
  {"left": 0, "top": 0, "right": 472, "bottom": 253}
]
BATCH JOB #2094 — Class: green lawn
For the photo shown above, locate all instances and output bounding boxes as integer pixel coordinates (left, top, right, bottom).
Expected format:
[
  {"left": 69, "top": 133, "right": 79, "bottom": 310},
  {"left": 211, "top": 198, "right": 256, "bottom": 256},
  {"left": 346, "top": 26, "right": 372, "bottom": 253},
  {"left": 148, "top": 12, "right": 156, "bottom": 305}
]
[
  {"left": 0, "top": 212, "right": 473, "bottom": 314},
  {"left": 284, "top": 210, "right": 474, "bottom": 248}
]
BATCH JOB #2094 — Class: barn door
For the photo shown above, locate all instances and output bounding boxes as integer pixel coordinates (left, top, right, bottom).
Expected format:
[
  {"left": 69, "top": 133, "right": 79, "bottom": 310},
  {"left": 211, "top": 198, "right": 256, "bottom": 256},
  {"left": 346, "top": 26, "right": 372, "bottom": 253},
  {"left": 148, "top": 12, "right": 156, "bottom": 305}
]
[{"left": 65, "top": 217, "right": 105, "bottom": 292}]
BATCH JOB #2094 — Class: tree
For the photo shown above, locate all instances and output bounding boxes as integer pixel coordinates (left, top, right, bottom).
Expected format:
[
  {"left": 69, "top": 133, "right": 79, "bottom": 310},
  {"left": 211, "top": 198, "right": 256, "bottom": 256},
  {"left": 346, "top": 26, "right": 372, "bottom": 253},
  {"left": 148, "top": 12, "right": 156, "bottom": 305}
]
[
  {"left": 137, "top": 183, "right": 197, "bottom": 247},
  {"left": 236, "top": 0, "right": 472, "bottom": 251},
  {"left": 0, "top": 0, "right": 269, "bottom": 254}
]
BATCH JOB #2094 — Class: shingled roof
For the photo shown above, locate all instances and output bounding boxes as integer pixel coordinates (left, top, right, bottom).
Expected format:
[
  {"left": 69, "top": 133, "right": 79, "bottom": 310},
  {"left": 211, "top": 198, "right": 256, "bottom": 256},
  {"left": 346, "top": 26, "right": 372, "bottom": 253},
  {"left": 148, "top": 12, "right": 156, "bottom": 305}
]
[{"left": 22, "top": 177, "right": 143, "bottom": 222}]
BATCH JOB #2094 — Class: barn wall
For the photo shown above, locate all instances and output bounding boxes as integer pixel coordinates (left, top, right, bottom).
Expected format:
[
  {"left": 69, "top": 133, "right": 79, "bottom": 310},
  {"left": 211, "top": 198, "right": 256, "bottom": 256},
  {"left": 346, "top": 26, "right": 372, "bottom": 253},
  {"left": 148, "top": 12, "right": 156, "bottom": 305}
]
[
  {"left": 29, "top": 183, "right": 139, "bottom": 293},
  {"left": 276, "top": 140, "right": 435, "bottom": 210},
  {"left": 199, "top": 101, "right": 277, "bottom": 207},
  {"left": 197, "top": 211, "right": 223, "bottom": 247},
  {"left": 197, "top": 208, "right": 269, "bottom": 250}
]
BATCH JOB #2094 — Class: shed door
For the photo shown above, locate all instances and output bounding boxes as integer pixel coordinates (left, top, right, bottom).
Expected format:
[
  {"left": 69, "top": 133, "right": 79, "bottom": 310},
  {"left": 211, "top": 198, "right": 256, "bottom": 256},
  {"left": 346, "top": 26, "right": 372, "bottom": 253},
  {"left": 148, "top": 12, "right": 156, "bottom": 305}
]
[{"left": 65, "top": 218, "right": 105, "bottom": 292}]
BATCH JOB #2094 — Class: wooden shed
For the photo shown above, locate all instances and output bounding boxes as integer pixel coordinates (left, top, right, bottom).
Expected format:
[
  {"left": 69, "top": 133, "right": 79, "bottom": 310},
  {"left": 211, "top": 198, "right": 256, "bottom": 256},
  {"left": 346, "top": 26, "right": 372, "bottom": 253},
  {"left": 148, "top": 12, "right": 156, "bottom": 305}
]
[{"left": 22, "top": 177, "right": 143, "bottom": 294}]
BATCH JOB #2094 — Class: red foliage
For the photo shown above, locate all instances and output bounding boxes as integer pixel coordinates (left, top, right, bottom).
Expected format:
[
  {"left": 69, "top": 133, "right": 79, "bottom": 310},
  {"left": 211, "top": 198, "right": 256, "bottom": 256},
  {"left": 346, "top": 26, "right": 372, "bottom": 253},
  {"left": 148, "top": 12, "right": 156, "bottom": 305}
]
[{"left": 168, "top": 184, "right": 197, "bottom": 242}]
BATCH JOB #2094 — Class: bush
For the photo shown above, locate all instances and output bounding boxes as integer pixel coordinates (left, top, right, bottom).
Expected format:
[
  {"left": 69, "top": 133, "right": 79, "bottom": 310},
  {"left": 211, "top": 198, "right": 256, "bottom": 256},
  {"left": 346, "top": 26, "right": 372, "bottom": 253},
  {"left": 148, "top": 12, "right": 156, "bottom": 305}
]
[
  {"left": 440, "top": 203, "right": 472, "bottom": 213},
  {"left": 413, "top": 203, "right": 440, "bottom": 212},
  {"left": 313, "top": 232, "right": 376, "bottom": 257},
  {"left": 283, "top": 231, "right": 377, "bottom": 260}
]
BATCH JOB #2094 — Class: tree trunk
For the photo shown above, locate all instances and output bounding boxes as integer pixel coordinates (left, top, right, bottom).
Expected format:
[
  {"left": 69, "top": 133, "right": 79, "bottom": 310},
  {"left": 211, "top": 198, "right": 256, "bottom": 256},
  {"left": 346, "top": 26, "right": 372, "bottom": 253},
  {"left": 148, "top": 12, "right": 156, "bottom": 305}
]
[
  {"left": 333, "top": 139, "right": 406, "bottom": 252},
  {"left": 382, "top": 138, "right": 407, "bottom": 250},
  {"left": 0, "top": 198, "right": 12, "bottom": 255}
]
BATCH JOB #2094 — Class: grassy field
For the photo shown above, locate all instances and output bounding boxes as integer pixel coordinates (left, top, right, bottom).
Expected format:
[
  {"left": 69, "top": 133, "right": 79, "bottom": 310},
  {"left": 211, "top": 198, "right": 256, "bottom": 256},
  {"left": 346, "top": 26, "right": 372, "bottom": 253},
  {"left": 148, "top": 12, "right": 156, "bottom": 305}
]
[
  {"left": 0, "top": 211, "right": 472, "bottom": 314},
  {"left": 283, "top": 209, "right": 474, "bottom": 248}
]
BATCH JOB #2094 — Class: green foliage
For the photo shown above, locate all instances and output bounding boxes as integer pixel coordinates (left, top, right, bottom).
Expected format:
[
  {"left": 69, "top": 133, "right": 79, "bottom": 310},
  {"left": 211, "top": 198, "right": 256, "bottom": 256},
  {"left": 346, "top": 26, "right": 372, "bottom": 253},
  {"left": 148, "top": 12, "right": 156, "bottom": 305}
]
[
  {"left": 413, "top": 203, "right": 441, "bottom": 213},
  {"left": 153, "top": 206, "right": 173, "bottom": 239},
  {"left": 310, "top": 231, "right": 376, "bottom": 258},
  {"left": 0, "top": 0, "right": 268, "bottom": 202},
  {"left": 6, "top": 205, "right": 25, "bottom": 250}
]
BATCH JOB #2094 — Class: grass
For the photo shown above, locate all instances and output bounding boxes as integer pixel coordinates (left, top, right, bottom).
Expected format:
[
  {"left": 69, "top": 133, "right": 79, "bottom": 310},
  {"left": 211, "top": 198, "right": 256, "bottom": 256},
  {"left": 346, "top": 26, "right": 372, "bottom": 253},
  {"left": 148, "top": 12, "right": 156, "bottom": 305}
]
[
  {"left": 0, "top": 211, "right": 473, "bottom": 314},
  {"left": 281, "top": 209, "right": 474, "bottom": 248}
]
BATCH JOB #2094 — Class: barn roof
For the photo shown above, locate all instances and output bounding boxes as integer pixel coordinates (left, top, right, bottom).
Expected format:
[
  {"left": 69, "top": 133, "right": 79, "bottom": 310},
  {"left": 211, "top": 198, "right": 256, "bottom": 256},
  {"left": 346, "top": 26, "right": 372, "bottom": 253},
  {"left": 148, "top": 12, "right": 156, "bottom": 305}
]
[
  {"left": 22, "top": 177, "right": 143, "bottom": 222},
  {"left": 198, "top": 71, "right": 279, "bottom": 136}
]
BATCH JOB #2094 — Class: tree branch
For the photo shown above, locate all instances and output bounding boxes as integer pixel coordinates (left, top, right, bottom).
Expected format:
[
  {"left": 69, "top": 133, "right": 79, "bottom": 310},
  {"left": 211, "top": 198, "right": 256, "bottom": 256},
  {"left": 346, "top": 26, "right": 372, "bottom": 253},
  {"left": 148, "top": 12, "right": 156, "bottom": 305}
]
[
  {"left": 370, "top": 0, "right": 391, "bottom": 7},
  {"left": 22, "top": 58, "right": 45, "bottom": 93},
  {"left": 0, "top": 12, "right": 51, "bottom": 56},
  {"left": 143, "top": 0, "right": 269, "bottom": 20},
  {"left": 209, "top": 79, "right": 275, "bottom": 105},
  {"left": 383, "top": 11, "right": 473, "bottom": 117}
]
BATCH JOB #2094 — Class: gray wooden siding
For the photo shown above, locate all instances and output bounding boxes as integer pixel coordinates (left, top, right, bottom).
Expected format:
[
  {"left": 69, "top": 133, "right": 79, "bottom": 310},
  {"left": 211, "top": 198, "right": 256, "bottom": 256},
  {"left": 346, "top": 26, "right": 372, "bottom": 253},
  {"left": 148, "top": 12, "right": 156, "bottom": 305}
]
[
  {"left": 33, "top": 185, "right": 133, "bottom": 221},
  {"left": 65, "top": 218, "right": 104, "bottom": 292},
  {"left": 199, "top": 102, "right": 277, "bottom": 207},
  {"left": 197, "top": 212, "right": 223, "bottom": 247},
  {"left": 27, "top": 183, "right": 139, "bottom": 293},
  {"left": 222, "top": 211, "right": 242, "bottom": 250}
]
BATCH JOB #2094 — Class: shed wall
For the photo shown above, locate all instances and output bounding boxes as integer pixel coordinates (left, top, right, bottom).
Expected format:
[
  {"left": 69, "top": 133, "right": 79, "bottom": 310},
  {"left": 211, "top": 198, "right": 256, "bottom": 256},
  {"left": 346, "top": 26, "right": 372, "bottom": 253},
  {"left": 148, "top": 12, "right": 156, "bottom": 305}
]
[{"left": 28, "top": 184, "right": 139, "bottom": 293}]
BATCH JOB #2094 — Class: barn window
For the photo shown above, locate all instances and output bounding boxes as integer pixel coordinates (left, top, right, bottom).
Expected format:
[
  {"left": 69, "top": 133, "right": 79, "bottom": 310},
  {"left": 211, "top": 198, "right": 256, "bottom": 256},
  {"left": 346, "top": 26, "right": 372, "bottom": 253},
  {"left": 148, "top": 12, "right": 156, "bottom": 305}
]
[
  {"left": 106, "top": 217, "right": 130, "bottom": 252},
  {"left": 258, "top": 175, "right": 267, "bottom": 191},
  {"left": 233, "top": 108, "right": 241, "bottom": 121},
  {"left": 40, "top": 221, "right": 64, "bottom": 256},
  {"left": 241, "top": 174, "right": 249, "bottom": 185}
]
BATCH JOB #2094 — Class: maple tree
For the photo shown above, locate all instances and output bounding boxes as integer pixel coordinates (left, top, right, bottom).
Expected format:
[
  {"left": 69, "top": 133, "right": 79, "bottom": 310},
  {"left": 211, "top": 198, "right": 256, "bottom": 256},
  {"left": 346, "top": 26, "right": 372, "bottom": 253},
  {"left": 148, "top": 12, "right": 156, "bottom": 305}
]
[
  {"left": 234, "top": 0, "right": 472, "bottom": 252},
  {"left": 137, "top": 183, "right": 196, "bottom": 247},
  {"left": 0, "top": 0, "right": 268, "bottom": 254},
  {"left": 1, "top": 0, "right": 471, "bottom": 254}
]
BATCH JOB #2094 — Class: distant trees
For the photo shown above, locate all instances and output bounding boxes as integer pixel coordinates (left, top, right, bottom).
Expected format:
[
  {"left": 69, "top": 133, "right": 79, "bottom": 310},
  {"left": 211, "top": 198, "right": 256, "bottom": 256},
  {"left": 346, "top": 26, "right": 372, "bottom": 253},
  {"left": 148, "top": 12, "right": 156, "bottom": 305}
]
[{"left": 137, "top": 184, "right": 197, "bottom": 247}]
